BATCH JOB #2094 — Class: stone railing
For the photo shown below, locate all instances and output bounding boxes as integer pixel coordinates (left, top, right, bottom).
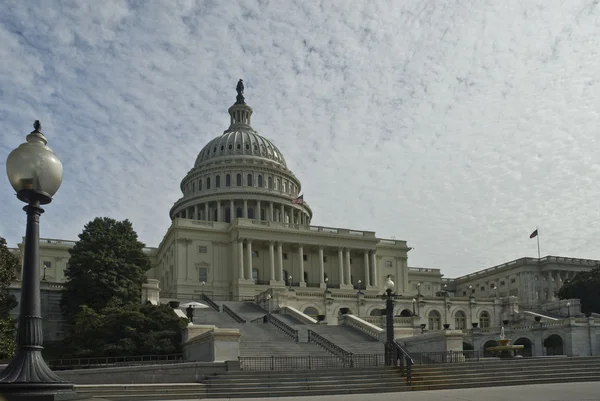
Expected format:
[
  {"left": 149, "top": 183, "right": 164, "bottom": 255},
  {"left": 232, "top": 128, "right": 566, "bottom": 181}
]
[
  {"left": 235, "top": 218, "right": 377, "bottom": 238},
  {"left": 342, "top": 314, "right": 384, "bottom": 341},
  {"left": 408, "top": 267, "right": 441, "bottom": 274},
  {"left": 283, "top": 306, "right": 317, "bottom": 324},
  {"left": 362, "top": 316, "right": 414, "bottom": 328}
]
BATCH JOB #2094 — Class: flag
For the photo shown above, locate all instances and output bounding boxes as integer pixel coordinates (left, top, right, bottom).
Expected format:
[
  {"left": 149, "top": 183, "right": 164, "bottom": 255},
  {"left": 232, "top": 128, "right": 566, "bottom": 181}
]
[
  {"left": 292, "top": 194, "right": 304, "bottom": 205},
  {"left": 529, "top": 229, "right": 538, "bottom": 239}
]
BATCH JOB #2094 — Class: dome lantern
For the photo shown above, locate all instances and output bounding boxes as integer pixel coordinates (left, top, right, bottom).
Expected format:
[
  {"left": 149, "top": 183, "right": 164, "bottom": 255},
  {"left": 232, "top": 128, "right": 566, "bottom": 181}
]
[{"left": 228, "top": 79, "right": 253, "bottom": 129}]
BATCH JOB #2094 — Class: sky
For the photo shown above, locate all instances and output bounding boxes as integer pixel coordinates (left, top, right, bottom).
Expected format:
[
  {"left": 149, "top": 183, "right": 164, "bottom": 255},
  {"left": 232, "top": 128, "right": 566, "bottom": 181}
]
[{"left": 1, "top": 0, "right": 600, "bottom": 278}]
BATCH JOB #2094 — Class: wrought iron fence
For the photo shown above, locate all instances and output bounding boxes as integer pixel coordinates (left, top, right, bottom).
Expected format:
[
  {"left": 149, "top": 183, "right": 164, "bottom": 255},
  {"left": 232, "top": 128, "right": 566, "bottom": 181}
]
[
  {"left": 410, "top": 350, "right": 480, "bottom": 365},
  {"left": 238, "top": 354, "right": 386, "bottom": 371},
  {"left": 47, "top": 353, "right": 184, "bottom": 370}
]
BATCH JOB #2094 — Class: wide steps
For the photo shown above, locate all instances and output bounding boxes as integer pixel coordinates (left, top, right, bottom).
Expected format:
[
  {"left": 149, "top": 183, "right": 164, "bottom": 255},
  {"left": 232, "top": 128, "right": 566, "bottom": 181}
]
[
  {"left": 414, "top": 362, "right": 600, "bottom": 377},
  {"left": 75, "top": 383, "right": 206, "bottom": 400}
]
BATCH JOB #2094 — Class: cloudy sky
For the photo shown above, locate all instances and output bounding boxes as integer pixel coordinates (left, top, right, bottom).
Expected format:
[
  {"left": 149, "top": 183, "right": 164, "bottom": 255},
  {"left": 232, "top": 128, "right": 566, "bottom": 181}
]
[{"left": 1, "top": 0, "right": 600, "bottom": 278}]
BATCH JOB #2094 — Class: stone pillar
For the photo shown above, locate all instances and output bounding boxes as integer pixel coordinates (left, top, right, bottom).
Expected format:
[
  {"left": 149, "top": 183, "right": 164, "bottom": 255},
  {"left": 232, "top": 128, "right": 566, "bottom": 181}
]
[
  {"left": 217, "top": 201, "right": 222, "bottom": 222},
  {"left": 370, "top": 250, "right": 378, "bottom": 287},
  {"left": 280, "top": 204, "right": 285, "bottom": 223},
  {"left": 230, "top": 200, "right": 234, "bottom": 221},
  {"left": 277, "top": 242, "right": 284, "bottom": 282},
  {"left": 194, "top": 205, "right": 198, "bottom": 220},
  {"left": 338, "top": 248, "right": 344, "bottom": 285},
  {"left": 204, "top": 203, "right": 209, "bottom": 221},
  {"left": 547, "top": 271, "right": 554, "bottom": 301},
  {"left": 237, "top": 239, "right": 244, "bottom": 280},
  {"left": 269, "top": 202, "right": 274, "bottom": 221},
  {"left": 243, "top": 200, "right": 248, "bottom": 218},
  {"left": 364, "top": 251, "right": 370, "bottom": 287},
  {"left": 345, "top": 249, "right": 351, "bottom": 285},
  {"left": 257, "top": 200, "right": 261, "bottom": 220},
  {"left": 402, "top": 257, "right": 409, "bottom": 293},
  {"left": 246, "top": 239, "right": 253, "bottom": 281},
  {"left": 269, "top": 241, "right": 276, "bottom": 283},
  {"left": 319, "top": 246, "right": 325, "bottom": 286},
  {"left": 298, "top": 244, "right": 305, "bottom": 286}
]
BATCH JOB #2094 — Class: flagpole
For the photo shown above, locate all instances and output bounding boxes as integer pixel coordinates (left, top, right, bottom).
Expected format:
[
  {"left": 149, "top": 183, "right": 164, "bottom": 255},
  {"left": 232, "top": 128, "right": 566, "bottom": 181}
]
[{"left": 536, "top": 226, "right": 541, "bottom": 259}]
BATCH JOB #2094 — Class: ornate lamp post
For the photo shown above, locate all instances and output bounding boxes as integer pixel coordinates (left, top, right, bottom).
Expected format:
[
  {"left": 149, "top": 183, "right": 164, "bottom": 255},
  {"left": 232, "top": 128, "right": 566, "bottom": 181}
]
[
  {"left": 1, "top": 121, "right": 75, "bottom": 399},
  {"left": 383, "top": 275, "right": 396, "bottom": 366}
]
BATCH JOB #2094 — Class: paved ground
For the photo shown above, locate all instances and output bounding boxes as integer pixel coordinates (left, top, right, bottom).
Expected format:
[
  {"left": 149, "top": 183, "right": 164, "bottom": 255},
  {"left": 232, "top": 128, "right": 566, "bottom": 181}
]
[{"left": 202, "top": 382, "right": 600, "bottom": 401}]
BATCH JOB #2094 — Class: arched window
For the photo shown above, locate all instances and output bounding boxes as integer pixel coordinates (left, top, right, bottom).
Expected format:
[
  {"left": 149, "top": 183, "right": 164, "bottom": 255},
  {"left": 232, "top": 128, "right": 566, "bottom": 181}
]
[
  {"left": 192, "top": 182, "right": 195, "bottom": 192},
  {"left": 268, "top": 176, "right": 273, "bottom": 189},
  {"left": 236, "top": 207, "right": 243, "bottom": 218},
  {"left": 479, "top": 311, "right": 490, "bottom": 328},
  {"left": 215, "top": 175, "right": 221, "bottom": 188},
  {"left": 248, "top": 208, "right": 254, "bottom": 219},
  {"left": 304, "top": 307, "right": 318, "bottom": 318},
  {"left": 258, "top": 175, "right": 263, "bottom": 187},
  {"left": 206, "top": 177, "right": 211, "bottom": 189},
  {"left": 283, "top": 182, "right": 287, "bottom": 193},
  {"left": 455, "top": 311, "right": 466, "bottom": 330},
  {"left": 247, "top": 174, "right": 253, "bottom": 186},
  {"left": 276, "top": 178, "right": 281, "bottom": 190},
  {"left": 225, "top": 208, "right": 231, "bottom": 223},
  {"left": 260, "top": 208, "right": 265, "bottom": 220},
  {"left": 226, "top": 174, "right": 231, "bottom": 187},
  {"left": 198, "top": 179, "right": 202, "bottom": 191},
  {"left": 236, "top": 174, "right": 242, "bottom": 186},
  {"left": 303, "top": 271, "right": 308, "bottom": 282},
  {"left": 252, "top": 268, "right": 259, "bottom": 281},
  {"left": 428, "top": 310, "right": 441, "bottom": 330},
  {"left": 283, "top": 270, "right": 289, "bottom": 285}
]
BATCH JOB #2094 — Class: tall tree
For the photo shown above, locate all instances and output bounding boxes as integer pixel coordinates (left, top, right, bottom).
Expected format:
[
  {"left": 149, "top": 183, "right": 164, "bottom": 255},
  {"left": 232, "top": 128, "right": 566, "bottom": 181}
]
[
  {"left": 0, "top": 237, "right": 19, "bottom": 359},
  {"left": 60, "top": 218, "right": 151, "bottom": 323},
  {"left": 557, "top": 267, "right": 600, "bottom": 315}
]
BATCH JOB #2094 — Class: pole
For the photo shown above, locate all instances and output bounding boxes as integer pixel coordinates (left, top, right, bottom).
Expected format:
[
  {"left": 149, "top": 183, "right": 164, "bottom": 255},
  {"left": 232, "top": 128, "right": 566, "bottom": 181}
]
[
  {"left": 536, "top": 227, "right": 541, "bottom": 259},
  {"left": 385, "top": 289, "right": 394, "bottom": 366},
  {"left": 0, "top": 200, "right": 74, "bottom": 397}
]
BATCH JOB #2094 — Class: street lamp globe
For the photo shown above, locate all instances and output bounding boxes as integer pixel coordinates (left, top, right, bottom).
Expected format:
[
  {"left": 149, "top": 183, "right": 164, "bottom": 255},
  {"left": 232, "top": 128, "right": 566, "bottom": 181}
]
[
  {"left": 6, "top": 121, "right": 63, "bottom": 204},
  {"left": 384, "top": 276, "right": 395, "bottom": 293}
]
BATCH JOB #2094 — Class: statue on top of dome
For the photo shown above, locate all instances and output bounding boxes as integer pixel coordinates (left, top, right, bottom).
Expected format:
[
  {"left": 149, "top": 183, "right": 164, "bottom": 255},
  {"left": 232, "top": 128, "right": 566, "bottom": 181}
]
[{"left": 235, "top": 79, "right": 245, "bottom": 104}]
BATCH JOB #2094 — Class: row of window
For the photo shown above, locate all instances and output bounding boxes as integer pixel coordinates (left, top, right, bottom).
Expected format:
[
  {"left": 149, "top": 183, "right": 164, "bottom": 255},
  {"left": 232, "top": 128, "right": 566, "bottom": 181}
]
[{"left": 186, "top": 173, "right": 298, "bottom": 195}]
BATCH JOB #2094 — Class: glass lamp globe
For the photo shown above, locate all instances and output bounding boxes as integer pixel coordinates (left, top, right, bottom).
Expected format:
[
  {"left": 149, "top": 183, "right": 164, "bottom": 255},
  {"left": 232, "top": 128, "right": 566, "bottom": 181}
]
[
  {"left": 384, "top": 276, "right": 395, "bottom": 292},
  {"left": 6, "top": 121, "right": 63, "bottom": 204}
]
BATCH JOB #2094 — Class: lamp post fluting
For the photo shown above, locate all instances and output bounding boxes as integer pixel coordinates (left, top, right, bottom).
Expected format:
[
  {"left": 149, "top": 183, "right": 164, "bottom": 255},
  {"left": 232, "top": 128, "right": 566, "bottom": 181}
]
[
  {"left": 1, "top": 121, "right": 75, "bottom": 399},
  {"left": 383, "top": 276, "right": 395, "bottom": 366}
]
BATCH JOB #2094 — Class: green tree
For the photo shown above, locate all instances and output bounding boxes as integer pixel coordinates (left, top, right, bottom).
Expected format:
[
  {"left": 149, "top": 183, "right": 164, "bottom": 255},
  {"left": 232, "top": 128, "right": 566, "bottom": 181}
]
[
  {"left": 60, "top": 218, "right": 151, "bottom": 323},
  {"left": 557, "top": 267, "right": 600, "bottom": 315},
  {"left": 63, "top": 303, "right": 188, "bottom": 358},
  {"left": 0, "top": 237, "right": 19, "bottom": 359}
]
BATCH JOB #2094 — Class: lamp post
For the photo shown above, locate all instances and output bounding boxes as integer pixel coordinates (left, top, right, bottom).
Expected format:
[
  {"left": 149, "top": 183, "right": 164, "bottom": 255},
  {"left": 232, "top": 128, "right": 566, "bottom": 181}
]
[
  {"left": 566, "top": 302, "right": 571, "bottom": 318},
  {"left": 383, "top": 276, "right": 396, "bottom": 366},
  {"left": 265, "top": 294, "right": 272, "bottom": 322},
  {"left": 324, "top": 277, "right": 329, "bottom": 293},
  {"left": 357, "top": 279, "right": 363, "bottom": 295},
  {"left": 288, "top": 275, "right": 293, "bottom": 291},
  {"left": 1, "top": 121, "right": 75, "bottom": 399}
]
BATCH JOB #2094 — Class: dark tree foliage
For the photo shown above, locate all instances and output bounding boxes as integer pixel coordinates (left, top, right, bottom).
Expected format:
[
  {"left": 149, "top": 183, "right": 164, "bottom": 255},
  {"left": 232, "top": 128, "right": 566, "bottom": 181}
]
[
  {"left": 63, "top": 303, "right": 188, "bottom": 358},
  {"left": 60, "top": 218, "right": 151, "bottom": 323},
  {"left": 0, "top": 237, "right": 19, "bottom": 359},
  {"left": 557, "top": 267, "right": 600, "bottom": 315}
]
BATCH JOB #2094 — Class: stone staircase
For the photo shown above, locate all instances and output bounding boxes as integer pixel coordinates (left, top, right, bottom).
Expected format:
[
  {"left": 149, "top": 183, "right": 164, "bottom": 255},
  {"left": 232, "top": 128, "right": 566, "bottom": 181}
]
[
  {"left": 75, "top": 383, "right": 206, "bottom": 400},
  {"left": 410, "top": 356, "right": 600, "bottom": 390},
  {"left": 202, "top": 367, "right": 409, "bottom": 398},
  {"left": 238, "top": 322, "right": 326, "bottom": 357},
  {"left": 309, "top": 324, "right": 384, "bottom": 354}
]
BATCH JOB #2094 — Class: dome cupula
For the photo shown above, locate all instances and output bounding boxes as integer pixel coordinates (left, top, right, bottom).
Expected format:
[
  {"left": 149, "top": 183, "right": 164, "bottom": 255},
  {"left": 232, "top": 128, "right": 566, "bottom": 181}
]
[{"left": 170, "top": 89, "right": 311, "bottom": 225}]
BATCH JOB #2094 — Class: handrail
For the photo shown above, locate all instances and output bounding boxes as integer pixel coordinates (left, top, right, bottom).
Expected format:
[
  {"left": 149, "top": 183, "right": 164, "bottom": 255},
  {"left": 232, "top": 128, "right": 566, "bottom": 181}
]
[
  {"left": 307, "top": 330, "right": 352, "bottom": 364},
  {"left": 222, "top": 305, "right": 246, "bottom": 323},
  {"left": 201, "top": 294, "right": 220, "bottom": 311},
  {"left": 47, "top": 353, "right": 184, "bottom": 370},
  {"left": 392, "top": 340, "right": 413, "bottom": 385},
  {"left": 269, "top": 315, "right": 299, "bottom": 342}
]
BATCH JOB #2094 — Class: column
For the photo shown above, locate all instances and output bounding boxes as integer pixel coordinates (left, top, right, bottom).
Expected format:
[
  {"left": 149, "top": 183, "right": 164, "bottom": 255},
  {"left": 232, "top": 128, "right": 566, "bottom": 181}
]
[
  {"left": 269, "top": 202, "right": 274, "bottom": 221},
  {"left": 269, "top": 241, "right": 275, "bottom": 282},
  {"left": 194, "top": 205, "right": 198, "bottom": 220},
  {"left": 338, "top": 248, "right": 344, "bottom": 285},
  {"left": 363, "top": 251, "right": 370, "bottom": 287},
  {"left": 298, "top": 244, "right": 305, "bottom": 285},
  {"left": 344, "top": 249, "right": 351, "bottom": 285},
  {"left": 370, "top": 250, "right": 378, "bottom": 287},
  {"left": 257, "top": 200, "right": 261, "bottom": 220},
  {"left": 204, "top": 203, "right": 209, "bottom": 221},
  {"left": 238, "top": 239, "right": 244, "bottom": 280},
  {"left": 230, "top": 200, "right": 234, "bottom": 220},
  {"left": 402, "top": 257, "right": 409, "bottom": 293},
  {"left": 217, "top": 201, "right": 222, "bottom": 222},
  {"left": 547, "top": 271, "right": 554, "bottom": 300},
  {"left": 319, "top": 246, "right": 325, "bottom": 285},
  {"left": 280, "top": 204, "right": 285, "bottom": 223},
  {"left": 277, "top": 242, "right": 284, "bottom": 282},
  {"left": 246, "top": 239, "right": 253, "bottom": 280},
  {"left": 243, "top": 200, "right": 248, "bottom": 218}
]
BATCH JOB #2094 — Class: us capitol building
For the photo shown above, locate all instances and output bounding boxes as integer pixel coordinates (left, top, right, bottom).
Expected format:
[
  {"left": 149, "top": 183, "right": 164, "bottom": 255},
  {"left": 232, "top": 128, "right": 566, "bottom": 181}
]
[{"left": 8, "top": 81, "right": 600, "bottom": 345}]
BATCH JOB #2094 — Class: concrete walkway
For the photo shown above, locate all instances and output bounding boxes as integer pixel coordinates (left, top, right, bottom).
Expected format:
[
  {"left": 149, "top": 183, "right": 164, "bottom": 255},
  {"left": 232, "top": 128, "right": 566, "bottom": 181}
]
[{"left": 201, "top": 382, "right": 600, "bottom": 401}]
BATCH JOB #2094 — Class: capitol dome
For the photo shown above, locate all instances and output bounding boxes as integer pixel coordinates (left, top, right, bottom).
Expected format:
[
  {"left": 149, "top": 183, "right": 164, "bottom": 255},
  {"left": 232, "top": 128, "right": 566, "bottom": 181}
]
[{"left": 169, "top": 80, "right": 312, "bottom": 226}]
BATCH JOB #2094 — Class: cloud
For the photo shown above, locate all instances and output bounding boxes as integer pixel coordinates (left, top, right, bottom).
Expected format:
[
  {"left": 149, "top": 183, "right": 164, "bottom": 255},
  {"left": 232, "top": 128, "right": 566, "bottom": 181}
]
[{"left": 1, "top": 0, "right": 600, "bottom": 277}]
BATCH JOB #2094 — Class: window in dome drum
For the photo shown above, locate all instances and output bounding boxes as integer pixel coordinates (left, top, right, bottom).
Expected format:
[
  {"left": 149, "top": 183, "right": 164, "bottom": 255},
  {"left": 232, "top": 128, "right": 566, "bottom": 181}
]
[
  {"left": 226, "top": 174, "right": 231, "bottom": 187},
  {"left": 216, "top": 175, "right": 221, "bottom": 188},
  {"left": 206, "top": 177, "right": 211, "bottom": 189},
  {"left": 258, "top": 175, "right": 263, "bottom": 187},
  {"left": 247, "top": 174, "right": 253, "bottom": 186},
  {"left": 237, "top": 174, "right": 242, "bottom": 186}
]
